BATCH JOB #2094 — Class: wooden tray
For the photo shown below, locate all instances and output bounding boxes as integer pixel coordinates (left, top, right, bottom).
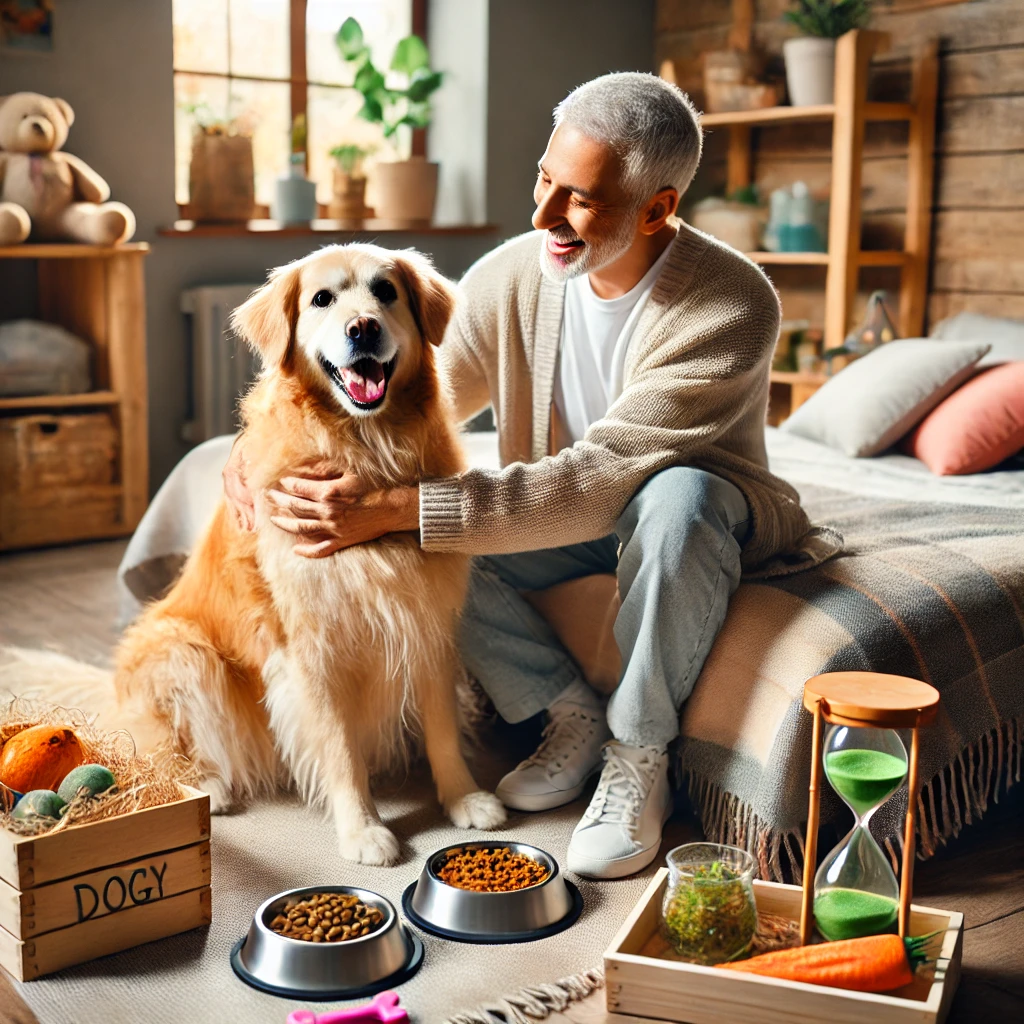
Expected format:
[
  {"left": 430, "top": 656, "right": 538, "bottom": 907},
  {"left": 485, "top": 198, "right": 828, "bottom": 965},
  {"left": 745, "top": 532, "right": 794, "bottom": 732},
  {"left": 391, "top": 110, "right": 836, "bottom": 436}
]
[
  {"left": 0, "top": 784, "right": 211, "bottom": 981},
  {"left": 605, "top": 869, "right": 962, "bottom": 1024}
]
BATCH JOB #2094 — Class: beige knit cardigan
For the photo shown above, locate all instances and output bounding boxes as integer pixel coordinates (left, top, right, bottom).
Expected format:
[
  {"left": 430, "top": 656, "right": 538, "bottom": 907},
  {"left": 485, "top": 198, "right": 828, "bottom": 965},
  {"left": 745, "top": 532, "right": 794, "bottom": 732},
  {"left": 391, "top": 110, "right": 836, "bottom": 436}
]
[{"left": 421, "top": 224, "right": 815, "bottom": 569}]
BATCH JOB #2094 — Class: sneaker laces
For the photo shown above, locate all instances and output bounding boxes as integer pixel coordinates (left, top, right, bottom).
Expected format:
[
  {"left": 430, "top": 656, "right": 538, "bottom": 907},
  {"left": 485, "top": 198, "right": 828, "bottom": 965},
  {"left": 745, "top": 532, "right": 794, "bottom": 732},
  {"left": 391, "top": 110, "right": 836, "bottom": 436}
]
[
  {"left": 520, "top": 705, "right": 603, "bottom": 777},
  {"left": 584, "top": 746, "right": 658, "bottom": 831}
]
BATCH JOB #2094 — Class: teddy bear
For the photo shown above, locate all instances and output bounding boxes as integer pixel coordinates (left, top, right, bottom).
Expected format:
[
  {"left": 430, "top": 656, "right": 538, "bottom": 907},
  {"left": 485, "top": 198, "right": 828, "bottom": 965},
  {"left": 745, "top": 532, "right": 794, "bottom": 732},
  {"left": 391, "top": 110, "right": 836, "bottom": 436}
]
[{"left": 0, "top": 92, "right": 136, "bottom": 246}]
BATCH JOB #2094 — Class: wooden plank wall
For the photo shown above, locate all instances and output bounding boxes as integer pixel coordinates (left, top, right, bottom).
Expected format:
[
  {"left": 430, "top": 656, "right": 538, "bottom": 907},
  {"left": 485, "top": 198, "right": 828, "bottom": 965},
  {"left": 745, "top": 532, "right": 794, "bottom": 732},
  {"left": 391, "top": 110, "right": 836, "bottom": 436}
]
[{"left": 657, "top": 0, "right": 1024, "bottom": 330}]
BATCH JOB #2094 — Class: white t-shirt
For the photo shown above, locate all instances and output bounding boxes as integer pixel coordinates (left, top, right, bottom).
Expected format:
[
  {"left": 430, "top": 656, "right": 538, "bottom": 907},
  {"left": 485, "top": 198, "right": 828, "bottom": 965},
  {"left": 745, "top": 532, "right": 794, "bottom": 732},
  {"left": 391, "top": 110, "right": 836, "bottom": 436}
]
[{"left": 552, "top": 241, "right": 674, "bottom": 449}]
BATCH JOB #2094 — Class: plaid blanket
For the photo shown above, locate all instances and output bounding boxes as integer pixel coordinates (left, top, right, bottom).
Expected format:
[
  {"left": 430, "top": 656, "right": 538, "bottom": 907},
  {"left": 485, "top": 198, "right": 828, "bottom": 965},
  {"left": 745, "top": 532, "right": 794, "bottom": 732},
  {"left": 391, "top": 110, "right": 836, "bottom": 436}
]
[{"left": 679, "top": 431, "right": 1024, "bottom": 881}]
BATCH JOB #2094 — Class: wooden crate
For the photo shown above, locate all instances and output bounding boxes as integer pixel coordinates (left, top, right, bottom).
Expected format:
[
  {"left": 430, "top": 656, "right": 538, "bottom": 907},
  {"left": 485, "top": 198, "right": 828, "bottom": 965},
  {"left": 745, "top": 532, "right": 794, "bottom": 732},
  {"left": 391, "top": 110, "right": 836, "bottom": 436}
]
[
  {"left": 0, "top": 785, "right": 211, "bottom": 981},
  {"left": 0, "top": 412, "right": 118, "bottom": 490},
  {"left": 0, "top": 410, "right": 124, "bottom": 550},
  {"left": 605, "top": 869, "right": 963, "bottom": 1024}
]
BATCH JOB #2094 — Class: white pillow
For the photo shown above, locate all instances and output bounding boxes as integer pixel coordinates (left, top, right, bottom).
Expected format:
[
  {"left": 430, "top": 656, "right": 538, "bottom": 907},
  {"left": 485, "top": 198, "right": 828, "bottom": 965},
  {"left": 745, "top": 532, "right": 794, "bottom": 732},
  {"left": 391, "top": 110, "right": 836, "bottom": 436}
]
[
  {"left": 780, "top": 339, "right": 990, "bottom": 457},
  {"left": 929, "top": 312, "right": 1024, "bottom": 367}
]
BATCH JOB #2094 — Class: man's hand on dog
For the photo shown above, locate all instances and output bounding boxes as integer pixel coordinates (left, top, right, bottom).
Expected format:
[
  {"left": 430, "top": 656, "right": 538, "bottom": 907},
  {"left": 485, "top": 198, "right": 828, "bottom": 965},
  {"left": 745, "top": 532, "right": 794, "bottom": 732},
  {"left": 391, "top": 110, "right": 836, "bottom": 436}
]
[
  {"left": 268, "top": 474, "right": 419, "bottom": 557},
  {"left": 223, "top": 438, "right": 419, "bottom": 556}
]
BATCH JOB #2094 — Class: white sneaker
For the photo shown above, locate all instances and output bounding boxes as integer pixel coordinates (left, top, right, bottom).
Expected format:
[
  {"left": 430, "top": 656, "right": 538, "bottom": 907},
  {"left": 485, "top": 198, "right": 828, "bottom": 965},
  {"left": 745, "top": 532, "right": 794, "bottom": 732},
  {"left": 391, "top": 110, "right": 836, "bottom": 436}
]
[
  {"left": 566, "top": 742, "right": 672, "bottom": 879},
  {"left": 495, "top": 679, "right": 610, "bottom": 812}
]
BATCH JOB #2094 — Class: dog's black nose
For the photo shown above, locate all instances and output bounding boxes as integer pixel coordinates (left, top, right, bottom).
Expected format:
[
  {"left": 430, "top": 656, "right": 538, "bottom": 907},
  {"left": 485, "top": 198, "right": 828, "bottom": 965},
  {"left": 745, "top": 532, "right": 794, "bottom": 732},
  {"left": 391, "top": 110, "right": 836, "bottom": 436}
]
[{"left": 346, "top": 316, "right": 381, "bottom": 345}]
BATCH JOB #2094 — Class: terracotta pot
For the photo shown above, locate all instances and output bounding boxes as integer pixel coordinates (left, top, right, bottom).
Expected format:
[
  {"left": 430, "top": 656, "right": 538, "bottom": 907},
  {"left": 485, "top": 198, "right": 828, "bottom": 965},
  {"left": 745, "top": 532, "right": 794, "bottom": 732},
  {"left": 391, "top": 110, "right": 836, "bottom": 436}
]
[
  {"left": 783, "top": 36, "right": 836, "bottom": 107},
  {"left": 370, "top": 157, "right": 438, "bottom": 226},
  {"left": 328, "top": 169, "right": 370, "bottom": 220}
]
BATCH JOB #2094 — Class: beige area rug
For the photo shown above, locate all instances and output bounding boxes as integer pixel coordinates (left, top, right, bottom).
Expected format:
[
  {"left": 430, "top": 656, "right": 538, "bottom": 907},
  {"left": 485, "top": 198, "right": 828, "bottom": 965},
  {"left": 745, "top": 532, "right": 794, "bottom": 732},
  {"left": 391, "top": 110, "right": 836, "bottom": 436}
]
[{"left": 11, "top": 736, "right": 697, "bottom": 1024}]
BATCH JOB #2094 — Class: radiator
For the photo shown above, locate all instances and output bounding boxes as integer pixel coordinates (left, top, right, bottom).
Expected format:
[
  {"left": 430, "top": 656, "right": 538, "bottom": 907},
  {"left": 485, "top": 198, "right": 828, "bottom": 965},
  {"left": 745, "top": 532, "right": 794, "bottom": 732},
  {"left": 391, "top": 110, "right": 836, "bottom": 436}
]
[{"left": 180, "top": 284, "right": 260, "bottom": 443}]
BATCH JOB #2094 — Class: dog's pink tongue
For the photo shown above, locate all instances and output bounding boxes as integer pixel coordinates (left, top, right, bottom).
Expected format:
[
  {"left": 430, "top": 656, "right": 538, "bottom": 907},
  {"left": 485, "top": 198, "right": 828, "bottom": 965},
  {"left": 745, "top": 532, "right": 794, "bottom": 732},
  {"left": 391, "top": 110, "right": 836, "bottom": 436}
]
[{"left": 341, "top": 364, "right": 385, "bottom": 404}]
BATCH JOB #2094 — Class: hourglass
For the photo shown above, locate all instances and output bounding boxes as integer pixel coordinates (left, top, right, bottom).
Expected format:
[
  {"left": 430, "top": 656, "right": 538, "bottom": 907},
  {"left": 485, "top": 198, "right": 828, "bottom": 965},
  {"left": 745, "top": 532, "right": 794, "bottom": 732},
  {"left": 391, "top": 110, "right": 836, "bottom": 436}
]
[{"left": 799, "top": 672, "right": 940, "bottom": 946}]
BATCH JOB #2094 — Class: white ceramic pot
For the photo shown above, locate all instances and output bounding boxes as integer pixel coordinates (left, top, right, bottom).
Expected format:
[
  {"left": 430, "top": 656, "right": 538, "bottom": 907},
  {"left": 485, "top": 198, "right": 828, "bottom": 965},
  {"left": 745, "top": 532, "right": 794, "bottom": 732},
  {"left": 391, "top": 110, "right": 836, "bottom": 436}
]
[
  {"left": 370, "top": 157, "right": 439, "bottom": 225},
  {"left": 783, "top": 36, "right": 837, "bottom": 107},
  {"left": 271, "top": 172, "right": 317, "bottom": 223}
]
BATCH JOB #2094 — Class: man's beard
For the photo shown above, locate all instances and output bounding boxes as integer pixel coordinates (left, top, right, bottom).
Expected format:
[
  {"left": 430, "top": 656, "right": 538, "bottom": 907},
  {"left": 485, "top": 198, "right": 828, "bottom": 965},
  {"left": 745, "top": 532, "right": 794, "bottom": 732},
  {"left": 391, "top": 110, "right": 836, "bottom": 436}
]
[{"left": 538, "top": 215, "right": 638, "bottom": 283}]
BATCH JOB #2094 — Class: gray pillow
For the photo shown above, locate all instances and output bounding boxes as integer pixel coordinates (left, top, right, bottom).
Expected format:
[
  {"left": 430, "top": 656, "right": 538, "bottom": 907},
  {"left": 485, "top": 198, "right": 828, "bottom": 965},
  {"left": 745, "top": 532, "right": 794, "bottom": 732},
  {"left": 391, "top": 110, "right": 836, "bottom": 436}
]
[
  {"left": 929, "top": 311, "right": 1024, "bottom": 367},
  {"left": 780, "top": 339, "right": 990, "bottom": 457}
]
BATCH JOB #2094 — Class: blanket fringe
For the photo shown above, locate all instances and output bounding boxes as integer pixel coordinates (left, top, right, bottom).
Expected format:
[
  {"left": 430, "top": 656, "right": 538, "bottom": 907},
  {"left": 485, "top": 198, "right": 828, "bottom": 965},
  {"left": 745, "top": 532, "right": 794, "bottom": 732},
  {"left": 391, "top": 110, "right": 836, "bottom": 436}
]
[
  {"left": 444, "top": 969, "right": 604, "bottom": 1024},
  {"left": 684, "top": 718, "right": 1022, "bottom": 883}
]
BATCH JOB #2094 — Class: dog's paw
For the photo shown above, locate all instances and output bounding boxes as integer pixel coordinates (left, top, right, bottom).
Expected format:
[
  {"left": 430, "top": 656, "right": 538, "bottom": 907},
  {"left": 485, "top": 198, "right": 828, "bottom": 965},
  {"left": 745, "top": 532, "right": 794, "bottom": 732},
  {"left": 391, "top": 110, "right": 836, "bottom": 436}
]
[
  {"left": 199, "top": 777, "right": 234, "bottom": 815},
  {"left": 448, "top": 790, "right": 507, "bottom": 830},
  {"left": 337, "top": 823, "right": 401, "bottom": 866}
]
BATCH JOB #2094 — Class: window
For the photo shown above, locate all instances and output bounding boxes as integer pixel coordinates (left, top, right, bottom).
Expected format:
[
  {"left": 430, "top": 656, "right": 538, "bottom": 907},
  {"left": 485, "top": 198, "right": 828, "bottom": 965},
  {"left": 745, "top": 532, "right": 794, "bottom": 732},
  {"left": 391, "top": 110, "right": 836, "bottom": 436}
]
[{"left": 172, "top": 0, "right": 418, "bottom": 209}]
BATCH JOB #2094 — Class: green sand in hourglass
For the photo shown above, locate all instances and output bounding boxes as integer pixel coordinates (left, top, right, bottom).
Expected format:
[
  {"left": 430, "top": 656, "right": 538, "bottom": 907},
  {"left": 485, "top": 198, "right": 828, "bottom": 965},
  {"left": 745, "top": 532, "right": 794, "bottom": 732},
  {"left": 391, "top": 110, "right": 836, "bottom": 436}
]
[
  {"left": 814, "top": 885, "right": 899, "bottom": 940},
  {"left": 813, "top": 728, "right": 908, "bottom": 942},
  {"left": 825, "top": 749, "right": 908, "bottom": 814}
]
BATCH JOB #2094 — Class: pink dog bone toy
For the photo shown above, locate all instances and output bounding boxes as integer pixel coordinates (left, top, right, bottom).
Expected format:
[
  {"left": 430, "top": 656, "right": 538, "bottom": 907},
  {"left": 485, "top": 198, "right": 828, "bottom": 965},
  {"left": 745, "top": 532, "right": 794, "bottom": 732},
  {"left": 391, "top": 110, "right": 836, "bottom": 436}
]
[{"left": 286, "top": 991, "right": 408, "bottom": 1024}]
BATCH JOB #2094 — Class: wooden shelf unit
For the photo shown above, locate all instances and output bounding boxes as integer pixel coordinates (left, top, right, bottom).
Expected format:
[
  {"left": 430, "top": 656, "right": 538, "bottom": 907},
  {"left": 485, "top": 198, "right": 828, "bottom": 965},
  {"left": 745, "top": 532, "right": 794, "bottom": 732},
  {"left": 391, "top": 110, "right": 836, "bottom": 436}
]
[
  {"left": 714, "top": 29, "right": 938, "bottom": 349},
  {"left": 710, "top": 29, "right": 938, "bottom": 423},
  {"left": 0, "top": 243, "right": 149, "bottom": 550}
]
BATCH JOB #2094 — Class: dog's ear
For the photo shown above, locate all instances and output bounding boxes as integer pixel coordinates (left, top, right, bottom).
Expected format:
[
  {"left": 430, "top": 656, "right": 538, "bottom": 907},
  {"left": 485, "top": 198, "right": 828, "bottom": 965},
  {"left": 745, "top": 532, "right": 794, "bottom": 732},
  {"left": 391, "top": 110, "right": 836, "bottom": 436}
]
[
  {"left": 393, "top": 251, "right": 458, "bottom": 347},
  {"left": 231, "top": 262, "right": 303, "bottom": 368}
]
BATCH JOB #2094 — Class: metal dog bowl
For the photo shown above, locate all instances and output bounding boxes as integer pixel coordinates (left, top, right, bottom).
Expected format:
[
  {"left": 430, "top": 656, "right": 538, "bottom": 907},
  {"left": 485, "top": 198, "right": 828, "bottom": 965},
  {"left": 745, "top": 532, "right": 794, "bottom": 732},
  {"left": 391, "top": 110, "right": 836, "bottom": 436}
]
[
  {"left": 231, "top": 885, "right": 423, "bottom": 1001},
  {"left": 402, "top": 841, "right": 583, "bottom": 944}
]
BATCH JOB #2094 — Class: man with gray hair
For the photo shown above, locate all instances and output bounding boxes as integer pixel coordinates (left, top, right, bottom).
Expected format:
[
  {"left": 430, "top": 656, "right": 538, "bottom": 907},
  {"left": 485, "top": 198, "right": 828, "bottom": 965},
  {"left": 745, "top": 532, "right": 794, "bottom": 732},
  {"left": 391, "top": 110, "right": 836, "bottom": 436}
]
[{"left": 239, "top": 72, "right": 815, "bottom": 877}]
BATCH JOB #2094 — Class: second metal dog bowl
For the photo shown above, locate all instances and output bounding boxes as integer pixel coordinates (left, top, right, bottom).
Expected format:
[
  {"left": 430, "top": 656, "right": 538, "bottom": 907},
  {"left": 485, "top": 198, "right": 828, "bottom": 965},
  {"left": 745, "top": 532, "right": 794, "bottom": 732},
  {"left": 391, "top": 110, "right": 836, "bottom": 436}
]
[
  {"left": 402, "top": 841, "right": 583, "bottom": 944},
  {"left": 231, "top": 885, "right": 423, "bottom": 1000}
]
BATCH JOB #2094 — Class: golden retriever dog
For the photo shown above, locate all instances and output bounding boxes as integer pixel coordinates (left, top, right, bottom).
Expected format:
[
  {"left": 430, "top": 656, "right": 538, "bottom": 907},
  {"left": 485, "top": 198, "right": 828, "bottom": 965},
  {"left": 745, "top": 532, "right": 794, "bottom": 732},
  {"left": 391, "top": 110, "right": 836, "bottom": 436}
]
[{"left": 14, "top": 244, "right": 506, "bottom": 865}]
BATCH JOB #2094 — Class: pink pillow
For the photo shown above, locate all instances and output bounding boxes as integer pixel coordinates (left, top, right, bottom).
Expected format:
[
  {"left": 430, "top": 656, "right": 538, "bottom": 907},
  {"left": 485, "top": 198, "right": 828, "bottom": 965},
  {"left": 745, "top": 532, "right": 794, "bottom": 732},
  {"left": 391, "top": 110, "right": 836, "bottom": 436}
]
[{"left": 902, "top": 362, "right": 1024, "bottom": 475}]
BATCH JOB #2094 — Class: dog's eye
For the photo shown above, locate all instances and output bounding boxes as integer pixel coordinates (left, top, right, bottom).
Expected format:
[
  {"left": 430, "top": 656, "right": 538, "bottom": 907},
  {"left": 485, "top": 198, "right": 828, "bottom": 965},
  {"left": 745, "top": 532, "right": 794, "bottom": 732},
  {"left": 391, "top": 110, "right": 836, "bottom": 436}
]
[
  {"left": 311, "top": 289, "right": 334, "bottom": 308},
  {"left": 370, "top": 279, "right": 398, "bottom": 305}
]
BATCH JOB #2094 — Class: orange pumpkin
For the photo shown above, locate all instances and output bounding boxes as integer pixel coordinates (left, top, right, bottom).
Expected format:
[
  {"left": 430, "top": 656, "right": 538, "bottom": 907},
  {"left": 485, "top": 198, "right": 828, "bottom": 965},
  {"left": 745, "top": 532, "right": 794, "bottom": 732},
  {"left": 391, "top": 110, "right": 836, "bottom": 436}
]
[{"left": 0, "top": 725, "right": 86, "bottom": 793}]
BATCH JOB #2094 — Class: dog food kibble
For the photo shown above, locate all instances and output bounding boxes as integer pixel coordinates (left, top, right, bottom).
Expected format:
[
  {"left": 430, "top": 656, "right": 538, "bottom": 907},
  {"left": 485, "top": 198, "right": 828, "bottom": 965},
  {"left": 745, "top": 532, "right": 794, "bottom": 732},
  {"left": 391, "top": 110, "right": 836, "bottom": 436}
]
[
  {"left": 269, "top": 893, "right": 384, "bottom": 943},
  {"left": 438, "top": 846, "right": 550, "bottom": 892}
]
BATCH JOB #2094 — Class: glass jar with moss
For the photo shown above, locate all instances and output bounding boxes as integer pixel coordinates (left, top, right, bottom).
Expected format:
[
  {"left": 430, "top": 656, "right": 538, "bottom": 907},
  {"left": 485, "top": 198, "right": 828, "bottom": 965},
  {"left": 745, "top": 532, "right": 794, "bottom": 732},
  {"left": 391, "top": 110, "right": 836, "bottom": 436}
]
[{"left": 661, "top": 843, "right": 758, "bottom": 965}]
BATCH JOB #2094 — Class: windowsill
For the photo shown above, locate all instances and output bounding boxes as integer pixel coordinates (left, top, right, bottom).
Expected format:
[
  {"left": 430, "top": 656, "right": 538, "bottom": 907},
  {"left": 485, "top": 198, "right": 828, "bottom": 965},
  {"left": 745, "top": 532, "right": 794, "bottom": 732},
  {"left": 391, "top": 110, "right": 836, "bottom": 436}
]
[{"left": 158, "top": 219, "right": 499, "bottom": 238}]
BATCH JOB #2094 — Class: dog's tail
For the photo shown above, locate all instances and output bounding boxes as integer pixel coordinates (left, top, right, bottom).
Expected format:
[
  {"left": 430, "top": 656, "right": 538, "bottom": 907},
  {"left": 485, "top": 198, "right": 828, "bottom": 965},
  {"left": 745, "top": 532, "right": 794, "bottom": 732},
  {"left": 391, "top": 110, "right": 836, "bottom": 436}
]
[
  {"left": 1, "top": 647, "right": 121, "bottom": 730},
  {"left": 1, "top": 646, "right": 177, "bottom": 756}
]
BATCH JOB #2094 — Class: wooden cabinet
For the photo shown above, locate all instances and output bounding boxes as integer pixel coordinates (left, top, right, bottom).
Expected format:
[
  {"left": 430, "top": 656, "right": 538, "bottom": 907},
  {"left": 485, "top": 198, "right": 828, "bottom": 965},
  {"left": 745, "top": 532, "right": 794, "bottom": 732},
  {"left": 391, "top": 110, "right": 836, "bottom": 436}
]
[{"left": 0, "top": 243, "right": 149, "bottom": 550}]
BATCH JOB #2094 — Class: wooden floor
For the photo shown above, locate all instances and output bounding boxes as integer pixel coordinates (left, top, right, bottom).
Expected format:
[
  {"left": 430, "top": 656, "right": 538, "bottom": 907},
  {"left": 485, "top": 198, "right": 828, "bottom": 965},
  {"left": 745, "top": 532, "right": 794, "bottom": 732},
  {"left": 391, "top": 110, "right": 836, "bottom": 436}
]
[{"left": 1, "top": 541, "right": 1022, "bottom": 1024}]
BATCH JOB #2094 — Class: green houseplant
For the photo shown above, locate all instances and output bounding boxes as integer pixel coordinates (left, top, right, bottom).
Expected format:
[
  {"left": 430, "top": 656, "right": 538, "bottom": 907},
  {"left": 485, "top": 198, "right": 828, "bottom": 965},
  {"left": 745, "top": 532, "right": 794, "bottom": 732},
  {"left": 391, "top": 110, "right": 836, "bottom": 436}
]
[
  {"left": 782, "top": 1, "right": 872, "bottom": 107},
  {"left": 334, "top": 16, "right": 444, "bottom": 223},
  {"left": 327, "top": 143, "right": 374, "bottom": 220}
]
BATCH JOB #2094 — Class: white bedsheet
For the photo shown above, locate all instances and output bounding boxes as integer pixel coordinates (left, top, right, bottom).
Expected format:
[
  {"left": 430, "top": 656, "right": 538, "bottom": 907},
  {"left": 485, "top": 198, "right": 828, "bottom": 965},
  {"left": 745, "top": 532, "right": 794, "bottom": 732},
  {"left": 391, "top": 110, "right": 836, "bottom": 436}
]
[{"left": 766, "top": 426, "right": 1024, "bottom": 509}]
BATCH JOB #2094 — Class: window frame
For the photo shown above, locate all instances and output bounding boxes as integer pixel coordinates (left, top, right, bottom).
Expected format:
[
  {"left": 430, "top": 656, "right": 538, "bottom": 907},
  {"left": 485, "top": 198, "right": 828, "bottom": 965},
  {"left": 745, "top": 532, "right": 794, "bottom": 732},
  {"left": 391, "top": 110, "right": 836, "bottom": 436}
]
[{"left": 173, "top": 0, "right": 426, "bottom": 213}]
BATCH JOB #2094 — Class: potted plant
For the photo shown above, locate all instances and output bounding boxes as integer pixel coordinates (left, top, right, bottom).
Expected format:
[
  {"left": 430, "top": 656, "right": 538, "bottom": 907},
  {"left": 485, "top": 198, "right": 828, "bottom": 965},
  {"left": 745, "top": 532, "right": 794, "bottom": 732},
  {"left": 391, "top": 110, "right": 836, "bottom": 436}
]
[
  {"left": 271, "top": 114, "right": 317, "bottom": 224},
  {"left": 327, "top": 143, "right": 373, "bottom": 221},
  {"left": 183, "top": 102, "right": 255, "bottom": 223},
  {"left": 782, "top": 0, "right": 872, "bottom": 107},
  {"left": 335, "top": 16, "right": 444, "bottom": 224}
]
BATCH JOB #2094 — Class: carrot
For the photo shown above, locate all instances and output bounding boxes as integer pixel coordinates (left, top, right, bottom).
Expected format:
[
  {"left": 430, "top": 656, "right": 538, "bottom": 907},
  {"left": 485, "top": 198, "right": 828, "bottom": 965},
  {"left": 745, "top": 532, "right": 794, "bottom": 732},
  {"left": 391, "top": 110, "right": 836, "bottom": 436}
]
[{"left": 715, "top": 933, "right": 935, "bottom": 992}]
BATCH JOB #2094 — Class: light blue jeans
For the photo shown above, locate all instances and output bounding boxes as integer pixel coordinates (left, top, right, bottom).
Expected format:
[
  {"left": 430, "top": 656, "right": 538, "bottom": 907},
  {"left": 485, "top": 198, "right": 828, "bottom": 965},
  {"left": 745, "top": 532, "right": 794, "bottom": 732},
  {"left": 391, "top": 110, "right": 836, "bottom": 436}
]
[{"left": 459, "top": 467, "right": 750, "bottom": 750}]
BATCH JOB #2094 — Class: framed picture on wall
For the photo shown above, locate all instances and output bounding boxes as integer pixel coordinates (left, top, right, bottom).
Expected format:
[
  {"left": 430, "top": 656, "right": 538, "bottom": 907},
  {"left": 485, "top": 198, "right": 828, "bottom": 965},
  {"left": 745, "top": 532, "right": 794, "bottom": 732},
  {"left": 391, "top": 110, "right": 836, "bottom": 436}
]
[{"left": 0, "top": 0, "right": 53, "bottom": 53}]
